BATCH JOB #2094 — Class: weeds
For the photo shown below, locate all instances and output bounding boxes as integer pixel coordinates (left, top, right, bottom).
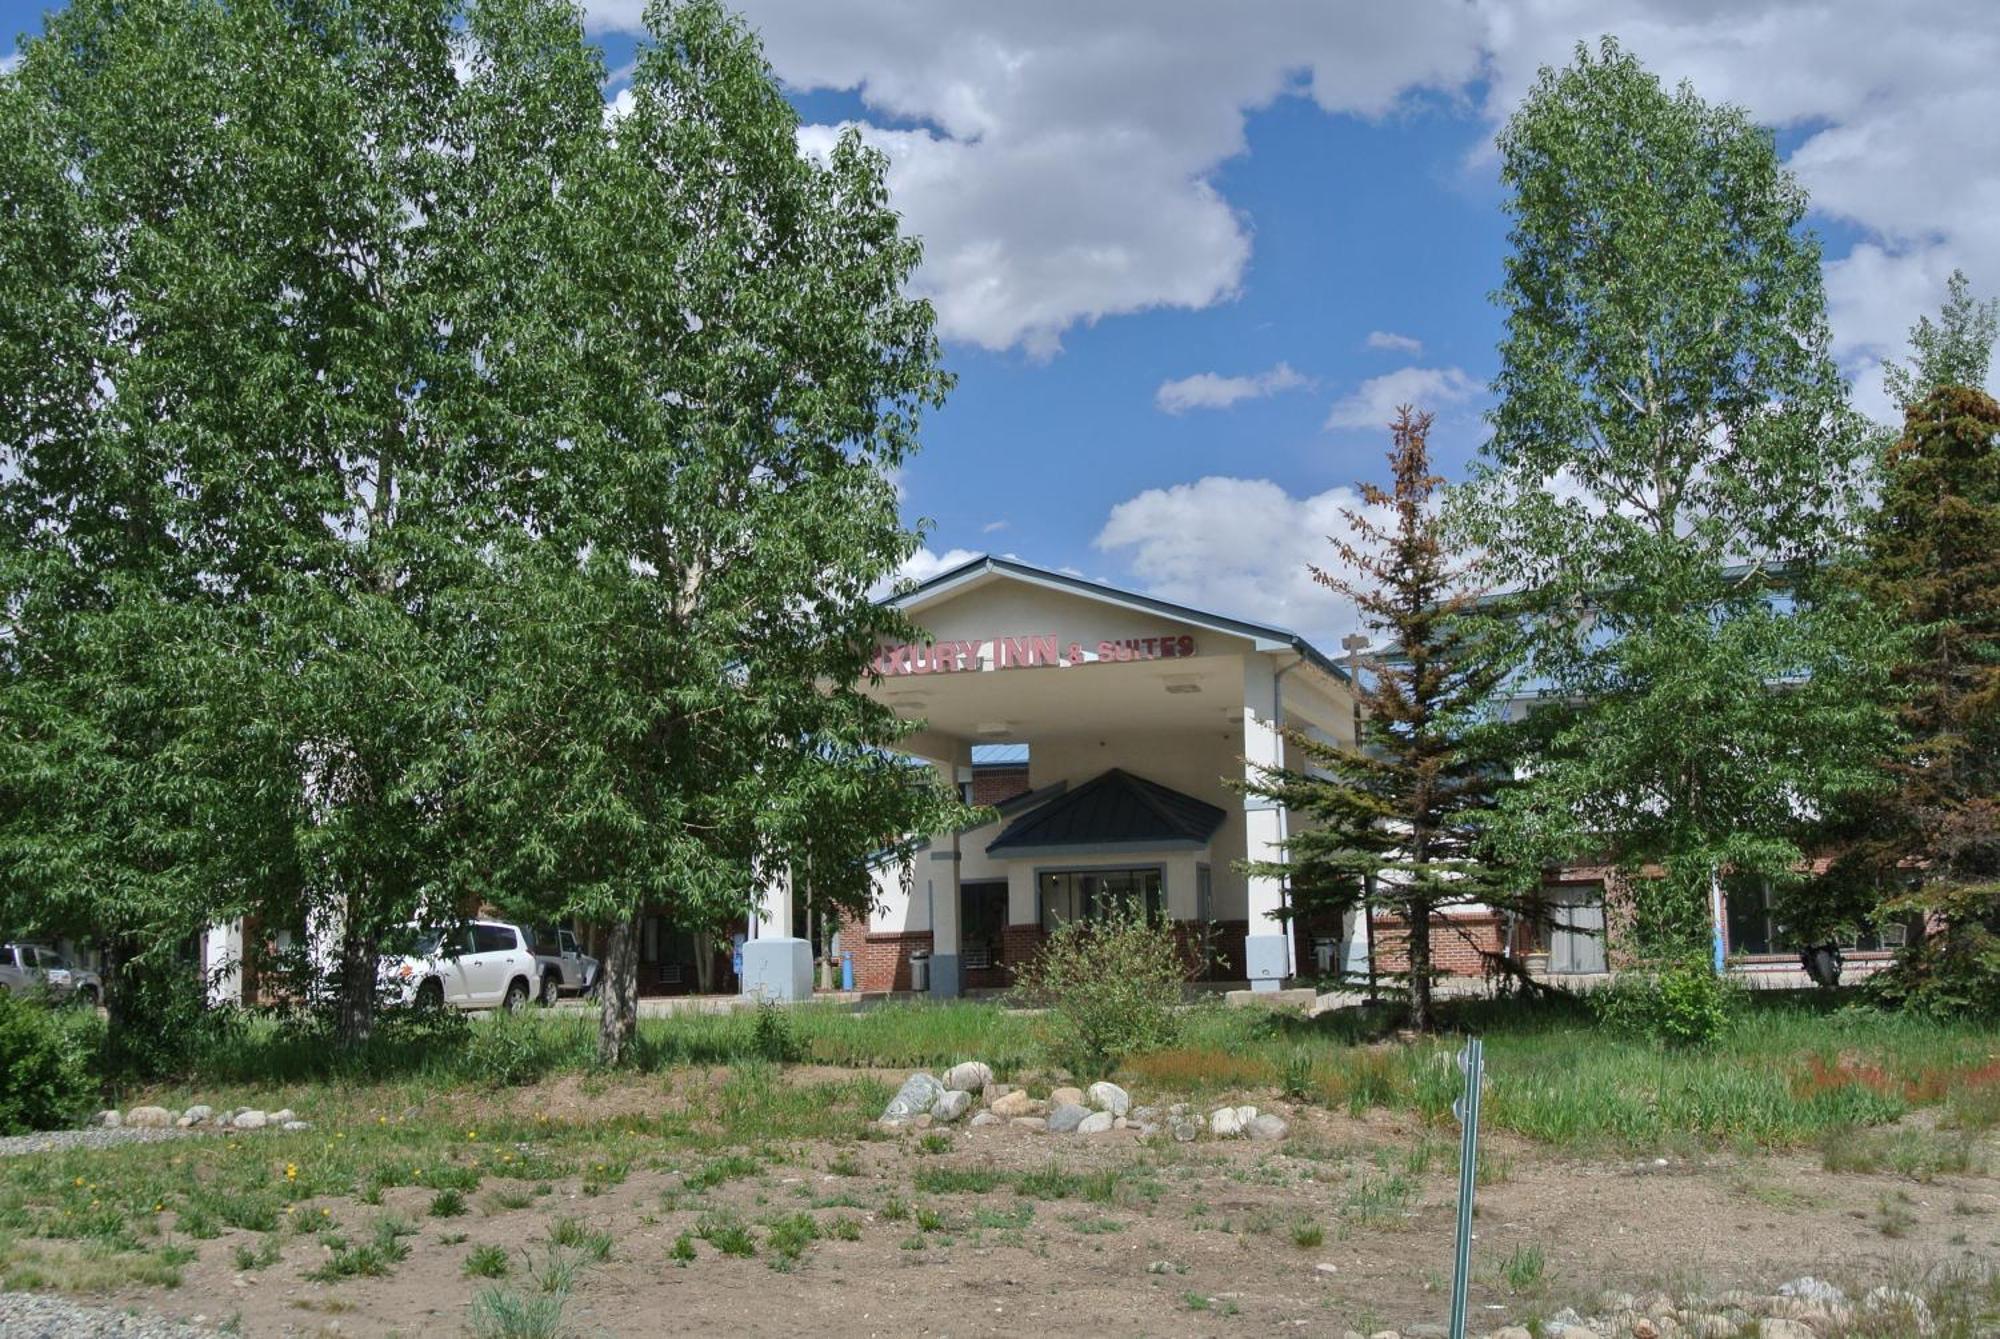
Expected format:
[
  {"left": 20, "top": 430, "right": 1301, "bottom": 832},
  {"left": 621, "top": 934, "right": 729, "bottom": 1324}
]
[{"left": 464, "top": 1244, "right": 511, "bottom": 1279}]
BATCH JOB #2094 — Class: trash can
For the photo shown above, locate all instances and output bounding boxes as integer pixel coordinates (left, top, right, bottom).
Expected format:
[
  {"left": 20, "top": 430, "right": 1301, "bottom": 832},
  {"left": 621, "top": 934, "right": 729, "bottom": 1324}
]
[
  {"left": 908, "top": 950, "right": 930, "bottom": 993},
  {"left": 840, "top": 952, "right": 855, "bottom": 992}
]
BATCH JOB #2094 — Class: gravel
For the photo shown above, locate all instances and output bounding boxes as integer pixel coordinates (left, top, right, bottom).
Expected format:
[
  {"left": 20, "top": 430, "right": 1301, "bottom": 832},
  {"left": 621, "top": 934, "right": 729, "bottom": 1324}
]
[
  {"left": 0, "top": 1128, "right": 194, "bottom": 1160},
  {"left": 0, "top": 1293, "right": 216, "bottom": 1337}
]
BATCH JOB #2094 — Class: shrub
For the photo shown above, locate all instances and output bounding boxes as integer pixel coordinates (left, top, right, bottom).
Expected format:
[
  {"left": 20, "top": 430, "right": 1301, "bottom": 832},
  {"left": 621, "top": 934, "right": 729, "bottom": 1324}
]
[
  {"left": 1009, "top": 908, "right": 1190, "bottom": 1072},
  {"left": 0, "top": 992, "right": 99, "bottom": 1133},
  {"left": 1589, "top": 959, "right": 1738, "bottom": 1048},
  {"left": 750, "top": 1000, "right": 804, "bottom": 1064},
  {"left": 463, "top": 1010, "right": 563, "bottom": 1087}
]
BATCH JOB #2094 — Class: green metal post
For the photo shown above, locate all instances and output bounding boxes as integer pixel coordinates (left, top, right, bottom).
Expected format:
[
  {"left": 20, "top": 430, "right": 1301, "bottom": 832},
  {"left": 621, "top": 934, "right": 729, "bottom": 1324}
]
[{"left": 1448, "top": 1037, "right": 1483, "bottom": 1339}]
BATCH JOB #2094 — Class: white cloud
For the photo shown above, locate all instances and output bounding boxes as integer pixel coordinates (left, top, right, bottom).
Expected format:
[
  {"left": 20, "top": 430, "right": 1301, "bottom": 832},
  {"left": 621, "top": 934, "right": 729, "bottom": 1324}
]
[
  {"left": 0, "top": 52, "right": 18, "bottom": 76},
  {"left": 598, "top": 1, "right": 1485, "bottom": 355},
  {"left": 981, "top": 519, "right": 1009, "bottom": 534},
  {"left": 1324, "top": 365, "right": 1480, "bottom": 431},
  {"left": 1094, "top": 476, "right": 1397, "bottom": 648},
  {"left": 1365, "top": 330, "right": 1424, "bottom": 355},
  {"left": 1154, "top": 361, "right": 1310, "bottom": 414},
  {"left": 587, "top": 1, "right": 2000, "bottom": 380}
]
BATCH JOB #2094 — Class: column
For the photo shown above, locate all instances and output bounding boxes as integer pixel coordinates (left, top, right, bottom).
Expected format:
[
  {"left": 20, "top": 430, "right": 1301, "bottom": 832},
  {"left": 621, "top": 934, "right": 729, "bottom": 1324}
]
[
  {"left": 204, "top": 921, "right": 244, "bottom": 1006},
  {"left": 1242, "top": 658, "right": 1292, "bottom": 992},
  {"left": 741, "top": 862, "right": 812, "bottom": 1001},
  {"left": 925, "top": 748, "right": 971, "bottom": 998}
]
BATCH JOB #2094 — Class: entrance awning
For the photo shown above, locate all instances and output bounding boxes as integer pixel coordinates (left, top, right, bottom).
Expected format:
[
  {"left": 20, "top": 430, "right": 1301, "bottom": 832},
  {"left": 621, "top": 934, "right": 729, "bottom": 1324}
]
[{"left": 986, "top": 768, "right": 1226, "bottom": 861}]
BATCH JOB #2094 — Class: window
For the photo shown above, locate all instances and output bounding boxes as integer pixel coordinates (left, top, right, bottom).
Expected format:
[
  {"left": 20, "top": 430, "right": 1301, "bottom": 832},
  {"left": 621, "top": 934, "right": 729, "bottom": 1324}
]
[
  {"left": 471, "top": 924, "right": 517, "bottom": 954},
  {"left": 1196, "top": 864, "right": 1213, "bottom": 922},
  {"left": 1038, "top": 868, "right": 1163, "bottom": 931},
  {"left": 1724, "top": 876, "right": 1903, "bottom": 956}
]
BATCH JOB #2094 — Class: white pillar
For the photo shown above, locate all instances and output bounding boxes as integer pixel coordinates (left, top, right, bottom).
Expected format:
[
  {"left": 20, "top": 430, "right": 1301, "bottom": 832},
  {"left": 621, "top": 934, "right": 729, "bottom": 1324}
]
[
  {"left": 925, "top": 749, "right": 970, "bottom": 998},
  {"left": 1242, "top": 657, "right": 1292, "bottom": 991},
  {"left": 203, "top": 921, "right": 244, "bottom": 1006}
]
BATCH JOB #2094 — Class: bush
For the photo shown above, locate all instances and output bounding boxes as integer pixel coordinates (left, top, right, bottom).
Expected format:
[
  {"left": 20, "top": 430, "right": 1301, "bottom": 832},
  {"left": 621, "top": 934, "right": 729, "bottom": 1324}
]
[
  {"left": 1589, "top": 958, "right": 1738, "bottom": 1048},
  {"left": 0, "top": 992, "right": 100, "bottom": 1133},
  {"left": 463, "top": 1009, "right": 570, "bottom": 1086},
  {"left": 750, "top": 1000, "right": 804, "bottom": 1064},
  {"left": 102, "top": 957, "right": 215, "bottom": 1081},
  {"left": 1009, "top": 908, "right": 1190, "bottom": 1073}
]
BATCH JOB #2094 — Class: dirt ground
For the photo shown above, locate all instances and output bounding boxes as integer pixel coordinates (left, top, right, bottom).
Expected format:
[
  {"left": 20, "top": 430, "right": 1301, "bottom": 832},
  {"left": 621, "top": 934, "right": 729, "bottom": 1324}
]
[{"left": 75, "top": 1096, "right": 2000, "bottom": 1338}]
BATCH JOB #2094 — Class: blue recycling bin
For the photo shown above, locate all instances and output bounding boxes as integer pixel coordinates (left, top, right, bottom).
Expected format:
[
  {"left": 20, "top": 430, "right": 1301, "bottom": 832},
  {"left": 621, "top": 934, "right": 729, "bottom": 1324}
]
[{"left": 840, "top": 952, "right": 855, "bottom": 991}]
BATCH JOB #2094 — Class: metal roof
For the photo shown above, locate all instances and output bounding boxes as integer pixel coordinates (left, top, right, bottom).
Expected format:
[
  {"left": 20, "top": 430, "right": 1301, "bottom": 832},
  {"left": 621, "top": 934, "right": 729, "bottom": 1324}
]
[
  {"left": 883, "top": 553, "right": 1348, "bottom": 682},
  {"left": 985, "top": 767, "right": 1226, "bottom": 859}
]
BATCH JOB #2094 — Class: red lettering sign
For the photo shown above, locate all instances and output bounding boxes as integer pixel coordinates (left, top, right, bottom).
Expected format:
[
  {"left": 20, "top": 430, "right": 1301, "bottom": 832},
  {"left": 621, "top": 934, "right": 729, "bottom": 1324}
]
[{"left": 870, "top": 632, "right": 1198, "bottom": 676}]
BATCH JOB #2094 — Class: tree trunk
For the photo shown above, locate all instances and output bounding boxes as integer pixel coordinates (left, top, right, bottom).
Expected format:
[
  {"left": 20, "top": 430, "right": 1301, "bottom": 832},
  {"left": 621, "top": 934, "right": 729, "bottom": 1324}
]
[
  {"left": 100, "top": 934, "right": 141, "bottom": 1047},
  {"left": 1407, "top": 902, "right": 1435, "bottom": 1032},
  {"left": 692, "top": 929, "right": 715, "bottom": 995},
  {"left": 335, "top": 921, "right": 379, "bottom": 1048},
  {"left": 597, "top": 911, "right": 641, "bottom": 1067}
]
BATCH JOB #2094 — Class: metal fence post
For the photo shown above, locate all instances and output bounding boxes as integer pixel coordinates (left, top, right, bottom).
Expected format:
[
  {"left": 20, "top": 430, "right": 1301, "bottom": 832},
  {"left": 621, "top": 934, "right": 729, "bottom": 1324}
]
[{"left": 1449, "top": 1037, "right": 1484, "bottom": 1339}]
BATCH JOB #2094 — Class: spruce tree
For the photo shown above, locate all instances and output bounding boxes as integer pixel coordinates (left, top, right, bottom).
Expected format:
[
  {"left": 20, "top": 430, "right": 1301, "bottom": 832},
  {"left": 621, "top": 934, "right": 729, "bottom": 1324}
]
[{"left": 1244, "top": 408, "right": 1516, "bottom": 1032}]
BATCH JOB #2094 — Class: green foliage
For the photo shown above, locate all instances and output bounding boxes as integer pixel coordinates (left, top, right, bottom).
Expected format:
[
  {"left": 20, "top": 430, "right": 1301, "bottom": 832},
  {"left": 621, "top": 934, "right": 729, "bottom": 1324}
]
[
  {"left": 463, "top": 1244, "right": 511, "bottom": 1279},
  {"left": 0, "top": 994, "right": 99, "bottom": 1134},
  {"left": 1460, "top": 37, "right": 1890, "bottom": 963},
  {"left": 464, "top": 1010, "right": 569, "bottom": 1088},
  {"left": 1591, "top": 960, "right": 1740, "bottom": 1048},
  {"left": 750, "top": 1001, "right": 804, "bottom": 1065},
  {"left": 1883, "top": 271, "right": 1999, "bottom": 413},
  {"left": 1844, "top": 386, "right": 2000, "bottom": 1018},
  {"left": 1009, "top": 908, "right": 1189, "bottom": 1071}
]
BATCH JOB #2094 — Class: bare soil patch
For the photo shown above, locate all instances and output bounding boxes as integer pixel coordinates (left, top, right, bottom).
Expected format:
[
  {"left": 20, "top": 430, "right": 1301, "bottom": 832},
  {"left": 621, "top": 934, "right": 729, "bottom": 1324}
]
[{"left": 44, "top": 1085, "right": 1999, "bottom": 1337}]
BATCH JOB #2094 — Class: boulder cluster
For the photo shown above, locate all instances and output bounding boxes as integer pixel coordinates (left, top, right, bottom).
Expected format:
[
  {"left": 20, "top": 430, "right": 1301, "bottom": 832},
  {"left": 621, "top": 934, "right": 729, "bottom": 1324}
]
[
  {"left": 90, "top": 1105, "right": 310, "bottom": 1133},
  {"left": 877, "top": 1062, "right": 1288, "bottom": 1142}
]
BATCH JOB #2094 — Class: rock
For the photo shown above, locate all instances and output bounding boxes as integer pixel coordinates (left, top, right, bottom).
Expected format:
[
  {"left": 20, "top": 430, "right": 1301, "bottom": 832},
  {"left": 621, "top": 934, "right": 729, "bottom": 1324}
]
[
  {"left": 1047, "top": 1102, "right": 1090, "bottom": 1134},
  {"left": 1076, "top": 1111, "right": 1114, "bottom": 1135},
  {"left": 1246, "top": 1113, "right": 1288, "bottom": 1141},
  {"left": 1314, "top": 1262, "right": 1338, "bottom": 1277},
  {"left": 269, "top": 1108, "right": 296, "bottom": 1124},
  {"left": 1112, "top": 1116, "right": 1128, "bottom": 1130},
  {"left": 1777, "top": 1278, "right": 1843, "bottom": 1307},
  {"left": 1233, "top": 1104, "right": 1258, "bottom": 1126},
  {"left": 1406, "top": 1326, "right": 1449, "bottom": 1339},
  {"left": 1010, "top": 1116, "right": 1047, "bottom": 1131},
  {"left": 1209, "top": 1107, "right": 1244, "bottom": 1137},
  {"left": 1492, "top": 1329, "right": 1533, "bottom": 1339},
  {"left": 1754, "top": 1321, "right": 1816, "bottom": 1339},
  {"left": 1169, "top": 1116, "right": 1201, "bottom": 1142},
  {"left": 1631, "top": 1321, "right": 1660, "bottom": 1339},
  {"left": 181, "top": 1105, "right": 213, "bottom": 1126},
  {"left": 1084, "top": 1081, "right": 1130, "bottom": 1116},
  {"left": 1049, "top": 1086, "right": 1085, "bottom": 1108},
  {"left": 1366, "top": 1331, "right": 1401, "bottom": 1339},
  {"left": 989, "top": 1089, "right": 1039, "bottom": 1118},
  {"left": 932, "top": 1090, "right": 973, "bottom": 1124},
  {"left": 1130, "top": 1105, "right": 1159, "bottom": 1123},
  {"left": 1861, "top": 1287, "right": 1933, "bottom": 1336},
  {"left": 124, "top": 1106, "right": 174, "bottom": 1129},
  {"left": 231, "top": 1110, "right": 268, "bottom": 1130},
  {"left": 89, "top": 1110, "right": 121, "bottom": 1129},
  {"left": 969, "top": 1111, "right": 1002, "bottom": 1128},
  {"left": 175, "top": 1115, "right": 198, "bottom": 1129},
  {"left": 881, "top": 1072, "right": 944, "bottom": 1122},
  {"left": 986, "top": 1082, "right": 1015, "bottom": 1100},
  {"left": 943, "top": 1061, "right": 993, "bottom": 1093},
  {"left": 281, "top": 1120, "right": 312, "bottom": 1132},
  {"left": 912, "top": 1113, "right": 934, "bottom": 1129}
]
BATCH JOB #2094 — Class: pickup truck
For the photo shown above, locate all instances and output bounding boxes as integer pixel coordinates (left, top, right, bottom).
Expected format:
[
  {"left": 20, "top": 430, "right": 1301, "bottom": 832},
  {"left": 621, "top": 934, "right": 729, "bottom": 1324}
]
[{"left": 0, "top": 942, "right": 103, "bottom": 1006}]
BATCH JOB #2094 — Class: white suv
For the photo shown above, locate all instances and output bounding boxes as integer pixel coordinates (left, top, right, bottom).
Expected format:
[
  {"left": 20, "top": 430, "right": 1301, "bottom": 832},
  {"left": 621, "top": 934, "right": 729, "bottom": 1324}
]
[{"left": 380, "top": 921, "right": 537, "bottom": 1013}]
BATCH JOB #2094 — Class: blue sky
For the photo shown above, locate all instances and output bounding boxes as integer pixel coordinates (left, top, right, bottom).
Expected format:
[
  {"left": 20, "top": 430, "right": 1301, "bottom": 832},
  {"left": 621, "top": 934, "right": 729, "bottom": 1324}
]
[{"left": 5, "top": 0, "right": 1994, "bottom": 648}]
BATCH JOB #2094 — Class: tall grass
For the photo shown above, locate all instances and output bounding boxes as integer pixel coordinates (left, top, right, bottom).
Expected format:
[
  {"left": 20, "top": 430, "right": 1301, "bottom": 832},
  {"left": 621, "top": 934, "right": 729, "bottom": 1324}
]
[{"left": 124, "top": 988, "right": 2000, "bottom": 1154}]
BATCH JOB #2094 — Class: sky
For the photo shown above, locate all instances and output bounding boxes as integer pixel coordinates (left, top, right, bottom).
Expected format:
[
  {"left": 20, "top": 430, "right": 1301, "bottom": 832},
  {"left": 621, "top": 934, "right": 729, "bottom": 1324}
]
[{"left": 5, "top": 0, "right": 1999, "bottom": 650}]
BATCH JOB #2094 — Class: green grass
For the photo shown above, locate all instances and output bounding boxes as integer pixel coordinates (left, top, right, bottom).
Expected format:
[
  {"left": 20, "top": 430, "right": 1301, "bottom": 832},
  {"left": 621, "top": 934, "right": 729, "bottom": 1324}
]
[{"left": 463, "top": 1243, "right": 511, "bottom": 1278}]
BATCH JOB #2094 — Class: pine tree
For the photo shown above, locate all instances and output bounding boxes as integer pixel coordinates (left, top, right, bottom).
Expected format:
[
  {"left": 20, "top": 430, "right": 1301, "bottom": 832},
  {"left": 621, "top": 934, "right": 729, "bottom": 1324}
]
[
  {"left": 1244, "top": 408, "right": 1517, "bottom": 1032},
  {"left": 1854, "top": 385, "right": 2000, "bottom": 1016}
]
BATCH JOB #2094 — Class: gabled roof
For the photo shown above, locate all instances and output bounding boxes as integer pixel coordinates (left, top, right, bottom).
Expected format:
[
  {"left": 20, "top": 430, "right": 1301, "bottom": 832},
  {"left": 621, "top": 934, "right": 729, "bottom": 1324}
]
[
  {"left": 883, "top": 553, "right": 1347, "bottom": 681},
  {"left": 985, "top": 768, "right": 1226, "bottom": 859}
]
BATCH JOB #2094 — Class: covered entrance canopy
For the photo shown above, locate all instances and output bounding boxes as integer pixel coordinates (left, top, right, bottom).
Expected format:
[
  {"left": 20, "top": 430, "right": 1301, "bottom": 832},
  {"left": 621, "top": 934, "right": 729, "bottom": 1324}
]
[{"left": 743, "top": 555, "right": 1360, "bottom": 998}]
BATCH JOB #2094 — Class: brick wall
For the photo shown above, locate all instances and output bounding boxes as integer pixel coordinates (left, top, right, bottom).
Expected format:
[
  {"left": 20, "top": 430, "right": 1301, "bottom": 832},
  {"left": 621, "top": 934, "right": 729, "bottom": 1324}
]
[
  {"left": 856, "top": 930, "right": 933, "bottom": 994},
  {"left": 971, "top": 764, "right": 1031, "bottom": 807},
  {"left": 1369, "top": 912, "right": 1506, "bottom": 979}
]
